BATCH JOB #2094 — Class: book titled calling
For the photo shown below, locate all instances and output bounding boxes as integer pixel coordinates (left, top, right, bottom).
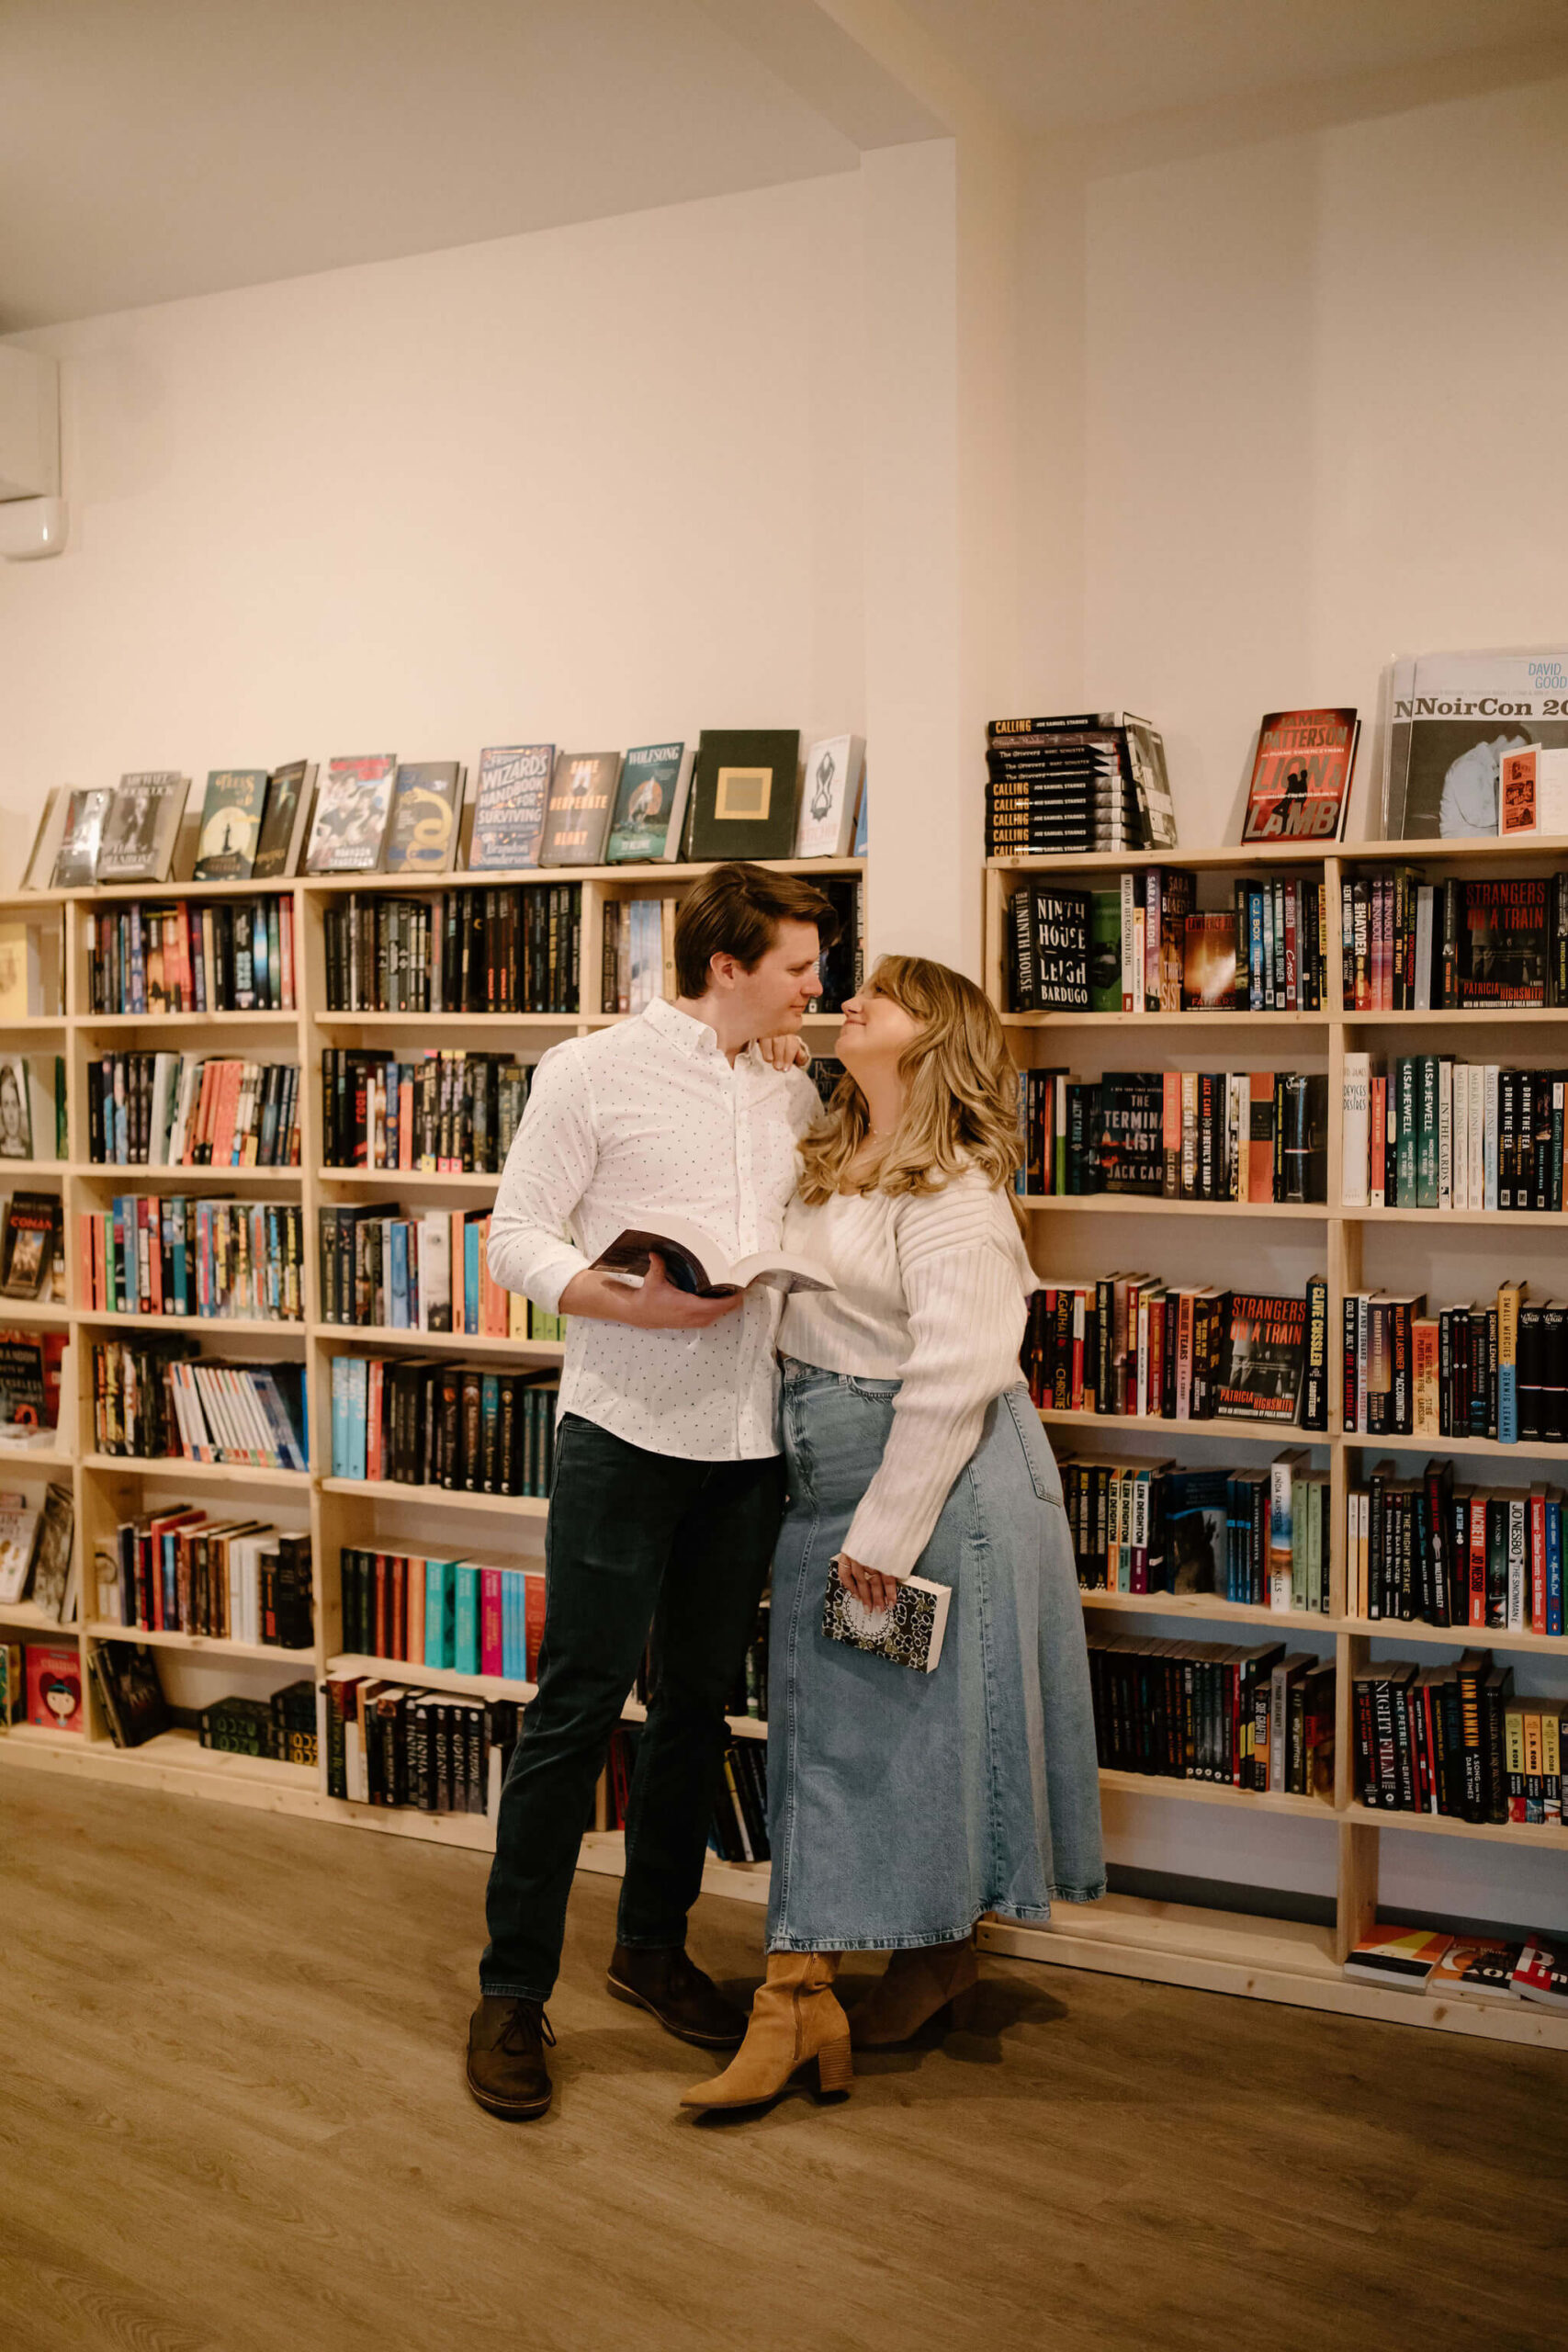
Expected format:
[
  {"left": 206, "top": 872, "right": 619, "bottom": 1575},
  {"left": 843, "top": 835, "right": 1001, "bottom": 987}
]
[{"left": 821, "top": 1561, "right": 951, "bottom": 1673}]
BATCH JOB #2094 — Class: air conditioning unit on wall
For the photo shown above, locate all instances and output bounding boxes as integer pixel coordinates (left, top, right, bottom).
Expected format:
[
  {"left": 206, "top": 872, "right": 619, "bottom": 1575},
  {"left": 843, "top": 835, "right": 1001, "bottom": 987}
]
[{"left": 0, "top": 346, "right": 60, "bottom": 502}]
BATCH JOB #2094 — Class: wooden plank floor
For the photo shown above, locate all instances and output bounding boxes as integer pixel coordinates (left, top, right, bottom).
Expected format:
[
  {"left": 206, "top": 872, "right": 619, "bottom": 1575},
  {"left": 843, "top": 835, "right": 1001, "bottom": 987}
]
[{"left": 2, "top": 1771, "right": 1564, "bottom": 2352}]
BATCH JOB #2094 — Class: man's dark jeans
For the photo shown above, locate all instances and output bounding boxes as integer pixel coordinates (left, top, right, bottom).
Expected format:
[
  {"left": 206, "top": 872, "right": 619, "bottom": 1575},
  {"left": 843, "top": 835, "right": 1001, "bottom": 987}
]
[{"left": 480, "top": 1413, "right": 784, "bottom": 2003}]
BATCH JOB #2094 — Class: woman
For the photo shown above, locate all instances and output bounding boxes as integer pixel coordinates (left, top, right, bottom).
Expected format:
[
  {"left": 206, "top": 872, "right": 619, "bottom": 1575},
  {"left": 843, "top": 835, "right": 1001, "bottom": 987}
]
[{"left": 682, "top": 956, "right": 1104, "bottom": 2112}]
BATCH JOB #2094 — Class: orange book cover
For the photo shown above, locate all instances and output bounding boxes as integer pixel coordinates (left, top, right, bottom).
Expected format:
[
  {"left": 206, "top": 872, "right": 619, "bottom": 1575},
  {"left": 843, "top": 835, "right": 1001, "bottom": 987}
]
[{"left": 1248, "top": 1072, "right": 1275, "bottom": 1202}]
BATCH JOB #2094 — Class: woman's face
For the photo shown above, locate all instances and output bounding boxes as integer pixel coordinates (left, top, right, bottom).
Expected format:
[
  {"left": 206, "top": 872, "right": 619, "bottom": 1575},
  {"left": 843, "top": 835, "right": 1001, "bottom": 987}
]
[{"left": 835, "top": 979, "right": 921, "bottom": 1085}]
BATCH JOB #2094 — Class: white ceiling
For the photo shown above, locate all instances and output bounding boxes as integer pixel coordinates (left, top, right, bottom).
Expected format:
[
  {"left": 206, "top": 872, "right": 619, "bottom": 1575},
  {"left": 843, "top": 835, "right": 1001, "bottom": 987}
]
[
  {"left": 0, "top": 0, "right": 865, "bottom": 330},
  {"left": 5, "top": 0, "right": 1567, "bottom": 330},
  {"left": 900, "top": 0, "right": 1568, "bottom": 130}
]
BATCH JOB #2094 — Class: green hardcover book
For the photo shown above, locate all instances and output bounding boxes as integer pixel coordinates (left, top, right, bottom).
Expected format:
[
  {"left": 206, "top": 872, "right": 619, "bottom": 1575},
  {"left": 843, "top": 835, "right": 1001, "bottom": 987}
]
[
  {"left": 1395, "top": 1056, "right": 1417, "bottom": 1206},
  {"left": 685, "top": 729, "right": 801, "bottom": 862},
  {"left": 1416, "top": 1053, "right": 1439, "bottom": 1207},
  {"left": 1089, "top": 890, "right": 1122, "bottom": 1012},
  {"left": 193, "top": 769, "right": 269, "bottom": 881}
]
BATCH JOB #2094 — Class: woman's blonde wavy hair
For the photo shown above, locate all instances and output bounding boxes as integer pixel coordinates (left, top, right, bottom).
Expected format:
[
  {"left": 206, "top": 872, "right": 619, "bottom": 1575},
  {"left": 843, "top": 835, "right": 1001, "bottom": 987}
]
[{"left": 796, "top": 954, "right": 1024, "bottom": 1227}]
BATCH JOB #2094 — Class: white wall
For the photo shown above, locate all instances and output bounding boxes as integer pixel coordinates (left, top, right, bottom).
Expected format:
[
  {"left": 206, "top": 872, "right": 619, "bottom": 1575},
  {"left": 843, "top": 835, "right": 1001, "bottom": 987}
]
[
  {"left": 1074, "top": 72, "right": 1568, "bottom": 843},
  {"left": 1021, "top": 69, "right": 1568, "bottom": 1936},
  {"left": 0, "top": 172, "right": 866, "bottom": 876}
]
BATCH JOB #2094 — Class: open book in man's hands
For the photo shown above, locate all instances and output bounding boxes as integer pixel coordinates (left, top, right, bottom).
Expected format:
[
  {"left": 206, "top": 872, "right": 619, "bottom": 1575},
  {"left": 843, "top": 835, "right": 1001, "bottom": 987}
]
[{"left": 592, "top": 1215, "right": 834, "bottom": 1299}]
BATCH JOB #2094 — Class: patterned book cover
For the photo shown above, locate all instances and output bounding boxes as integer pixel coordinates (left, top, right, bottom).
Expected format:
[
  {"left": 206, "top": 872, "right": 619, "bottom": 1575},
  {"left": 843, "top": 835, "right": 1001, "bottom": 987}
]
[{"left": 820, "top": 1561, "right": 951, "bottom": 1673}]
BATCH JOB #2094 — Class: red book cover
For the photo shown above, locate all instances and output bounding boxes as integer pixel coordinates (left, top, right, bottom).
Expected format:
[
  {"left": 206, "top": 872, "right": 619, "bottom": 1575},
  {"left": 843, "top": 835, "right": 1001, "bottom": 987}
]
[
  {"left": 390, "top": 1553, "right": 406, "bottom": 1660},
  {"left": 1248, "top": 1072, "right": 1275, "bottom": 1204},
  {"left": 27, "top": 1642, "right": 83, "bottom": 1733},
  {"left": 524, "top": 1570, "right": 547, "bottom": 1679},
  {"left": 480, "top": 1566, "right": 504, "bottom": 1675},
  {"left": 1469, "top": 1499, "right": 1488, "bottom": 1628},
  {"left": 1241, "top": 708, "right": 1359, "bottom": 843}
]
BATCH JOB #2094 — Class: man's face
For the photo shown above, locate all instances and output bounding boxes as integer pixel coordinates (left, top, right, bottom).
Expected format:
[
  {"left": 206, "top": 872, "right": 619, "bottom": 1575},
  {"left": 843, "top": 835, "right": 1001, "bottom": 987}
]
[{"left": 729, "top": 919, "right": 821, "bottom": 1039}]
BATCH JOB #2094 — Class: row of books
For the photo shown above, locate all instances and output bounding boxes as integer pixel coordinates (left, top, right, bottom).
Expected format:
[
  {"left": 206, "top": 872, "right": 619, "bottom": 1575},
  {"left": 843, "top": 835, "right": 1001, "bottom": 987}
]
[
  {"left": 1347, "top": 1464, "right": 1565, "bottom": 1635},
  {"left": 85, "top": 896, "right": 296, "bottom": 1013},
  {"left": 604, "top": 1723, "right": 771, "bottom": 1865},
  {"left": 323, "top": 884, "right": 581, "bottom": 1013},
  {"left": 984, "top": 712, "right": 1177, "bottom": 855},
  {"left": 1063, "top": 1452, "right": 1331, "bottom": 1613},
  {"left": 29, "top": 730, "right": 866, "bottom": 893},
  {"left": 79, "top": 1197, "right": 306, "bottom": 1322},
  {"left": 320, "top": 1670, "right": 520, "bottom": 1812},
  {"left": 327, "top": 1356, "right": 558, "bottom": 1495},
  {"left": 596, "top": 881, "right": 866, "bottom": 1019},
  {"left": 1086, "top": 1634, "right": 1334, "bottom": 1796},
  {"left": 339, "top": 1548, "right": 545, "bottom": 1680},
  {"left": 1349, "top": 1649, "right": 1546, "bottom": 1825},
  {"left": 1021, "top": 1277, "right": 1328, "bottom": 1430},
  {"left": 90, "top": 1339, "right": 308, "bottom": 1469},
  {"left": 201, "top": 1681, "right": 317, "bottom": 1766},
  {"left": 0, "top": 1483, "right": 74, "bottom": 1620},
  {"left": 87, "top": 1053, "right": 301, "bottom": 1170},
  {"left": 317, "top": 1204, "right": 564, "bottom": 1340},
  {"left": 1015, "top": 1068, "right": 1326, "bottom": 1203},
  {"left": 319, "top": 1048, "right": 530, "bottom": 1175},
  {"left": 96, "top": 1510, "right": 311, "bottom": 1645},
  {"left": 1341, "top": 1281, "right": 1567, "bottom": 1444},
  {"left": 1341, "top": 870, "right": 1568, "bottom": 1010},
  {"left": 1345, "top": 1928, "right": 1566, "bottom": 2006},
  {"left": 1003, "top": 874, "right": 1329, "bottom": 1016},
  {"left": 1342, "top": 1055, "right": 1568, "bottom": 1213}
]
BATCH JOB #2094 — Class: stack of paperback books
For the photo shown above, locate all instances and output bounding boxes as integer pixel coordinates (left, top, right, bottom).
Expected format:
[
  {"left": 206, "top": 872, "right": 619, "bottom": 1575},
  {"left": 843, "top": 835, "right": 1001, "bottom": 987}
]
[
  {"left": 986, "top": 711, "right": 1178, "bottom": 856},
  {"left": 1340, "top": 1278, "right": 1566, "bottom": 1444},
  {"left": 320, "top": 1670, "right": 521, "bottom": 1812},
  {"left": 1022, "top": 1275, "right": 1328, "bottom": 1430},
  {"left": 329, "top": 1354, "right": 558, "bottom": 1496},
  {"left": 1348, "top": 1648, "right": 1565, "bottom": 1824},
  {"left": 1017, "top": 1067, "right": 1326, "bottom": 1202},
  {"left": 1342, "top": 866, "right": 1568, "bottom": 1009},
  {"left": 338, "top": 1547, "right": 546, "bottom": 1680}
]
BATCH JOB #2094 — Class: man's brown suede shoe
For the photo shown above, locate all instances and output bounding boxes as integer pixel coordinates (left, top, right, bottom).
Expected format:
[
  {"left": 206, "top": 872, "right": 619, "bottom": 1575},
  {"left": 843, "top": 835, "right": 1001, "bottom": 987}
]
[
  {"left": 466, "top": 1996, "right": 555, "bottom": 2119},
  {"left": 605, "top": 1943, "right": 747, "bottom": 2047}
]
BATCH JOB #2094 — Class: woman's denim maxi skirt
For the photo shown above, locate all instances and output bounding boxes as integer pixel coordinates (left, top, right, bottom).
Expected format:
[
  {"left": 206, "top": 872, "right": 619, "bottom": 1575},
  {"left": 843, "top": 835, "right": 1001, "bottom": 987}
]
[{"left": 766, "top": 1360, "right": 1106, "bottom": 1952}]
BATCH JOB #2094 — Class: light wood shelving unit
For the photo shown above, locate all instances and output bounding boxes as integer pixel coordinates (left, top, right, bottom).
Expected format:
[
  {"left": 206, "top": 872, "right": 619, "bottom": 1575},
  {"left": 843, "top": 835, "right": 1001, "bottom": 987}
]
[
  {"left": 0, "top": 854, "right": 862, "bottom": 1908},
  {"left": 9, "top": 840, "right": 1566, "bottom": 2033},
  {"left": 973, "top": 834, "right": 1568, "bottom": 2048}
]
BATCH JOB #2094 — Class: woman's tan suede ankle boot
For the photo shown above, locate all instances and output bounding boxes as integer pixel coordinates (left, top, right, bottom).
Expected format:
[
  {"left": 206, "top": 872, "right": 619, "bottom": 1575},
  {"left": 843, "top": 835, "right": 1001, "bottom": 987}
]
[
  {"left": 680, "top": 1953, "right": 852, "bottom": 2109},
  {"left": 851, "top": 1937, "right": 981, "bottom": 2046}
]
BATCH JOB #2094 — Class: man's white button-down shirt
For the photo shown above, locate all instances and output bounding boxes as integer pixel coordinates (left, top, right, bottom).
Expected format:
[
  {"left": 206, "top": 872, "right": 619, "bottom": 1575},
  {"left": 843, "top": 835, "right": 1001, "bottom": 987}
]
[{"left": 486, "top": 995, "right": 820, "bottom": 1461}]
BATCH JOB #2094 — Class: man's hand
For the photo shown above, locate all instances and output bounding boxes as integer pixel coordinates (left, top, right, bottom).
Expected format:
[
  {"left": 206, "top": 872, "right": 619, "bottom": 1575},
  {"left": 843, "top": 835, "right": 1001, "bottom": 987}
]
[
  {"left": 755, "top": 1033, "right": 810, "bottom": 1072},
  {"left": 558, "top": 1253, "right": 744, "bottom": 1331},
  {"left": 837, "top": 1553, "right": 900, "bottom": 1613}
]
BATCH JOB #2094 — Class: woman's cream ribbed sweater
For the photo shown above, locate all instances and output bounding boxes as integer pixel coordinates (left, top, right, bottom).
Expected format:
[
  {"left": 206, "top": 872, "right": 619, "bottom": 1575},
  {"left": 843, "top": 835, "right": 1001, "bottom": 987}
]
[{"left": 777, "top": 1166, "right": 1036, "bottom": 1578}]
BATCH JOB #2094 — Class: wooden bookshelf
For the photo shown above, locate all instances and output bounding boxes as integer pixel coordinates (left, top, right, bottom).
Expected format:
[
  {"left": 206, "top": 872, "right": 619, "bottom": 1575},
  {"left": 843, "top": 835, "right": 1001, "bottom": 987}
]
[
  {"left": 0, "top": 855, "right": 863, "bottom": 1866},
  {"left": 977, "top": 833, "right": 1568, "bottom": 2052}
]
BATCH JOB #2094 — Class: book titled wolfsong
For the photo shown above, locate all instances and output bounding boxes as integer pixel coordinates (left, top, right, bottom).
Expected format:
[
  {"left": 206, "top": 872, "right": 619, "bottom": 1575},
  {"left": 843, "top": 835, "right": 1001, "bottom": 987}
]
[
  {"left": 539, "top": 751, "right": 622, "bottom": 866},
  {"left": 605, "top": 743, "right": 694, "bottom": 864},
  {"left": 1240, "top": 708, "right": 1359, "bottom": 843}
]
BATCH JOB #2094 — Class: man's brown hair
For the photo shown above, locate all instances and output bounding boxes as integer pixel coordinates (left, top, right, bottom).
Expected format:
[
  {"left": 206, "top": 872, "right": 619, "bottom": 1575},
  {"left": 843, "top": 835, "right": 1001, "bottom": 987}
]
[{"left": 673, "top": 861, "right": 838, "bottom": 999}]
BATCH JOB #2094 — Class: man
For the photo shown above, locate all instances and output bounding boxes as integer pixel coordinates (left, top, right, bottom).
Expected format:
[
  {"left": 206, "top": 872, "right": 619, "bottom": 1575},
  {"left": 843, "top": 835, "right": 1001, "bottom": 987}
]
[{"left": 467, "top": 859, "right": 833, "bottom": 2119}]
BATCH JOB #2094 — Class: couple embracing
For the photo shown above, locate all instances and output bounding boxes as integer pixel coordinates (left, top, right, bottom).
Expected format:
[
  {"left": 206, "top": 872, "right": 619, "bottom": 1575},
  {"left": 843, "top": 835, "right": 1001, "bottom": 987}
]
[{"left": 468, "top": 862, "right": 1103, "bottom": 2120}]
